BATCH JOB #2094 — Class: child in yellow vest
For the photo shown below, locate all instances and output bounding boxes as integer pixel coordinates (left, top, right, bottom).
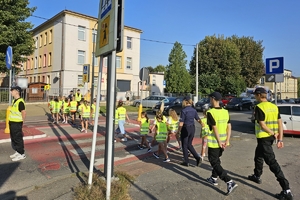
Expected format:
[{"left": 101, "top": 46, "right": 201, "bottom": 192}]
[
  {"left": 152, "top": 114, "right": 170, "bottom": 162},
  {"left": 58, "top": 96, "right": 63, "bottom": 122},
  {"left": 80, "top": 100, "right": 91, "bottom": 133},
  {"left": 69, "top": 98, "right": 78, "bottom": 125},
  {"left": 48, "top": 97, "right": 54, "bottom": 120},
  {"left": 150, "top": 110, "right": 167, "bottom": 148},
  {"left": 62, "top": 97, "right": 70, "bottom": 124},
  {"left": 166, "top": 109, "right": 181, "bottom": 151},
  {"left": 52, "top": 97, "right": 60, "bottom": 124},
  {"left": 137, "top": 112, "right": 151, "bottom": 152},
  {"left": 200, "top": 109, "right": 210, "bottom": 161},
  {"left": 77, "top": 99, "right": 85, "bottom": 130}
]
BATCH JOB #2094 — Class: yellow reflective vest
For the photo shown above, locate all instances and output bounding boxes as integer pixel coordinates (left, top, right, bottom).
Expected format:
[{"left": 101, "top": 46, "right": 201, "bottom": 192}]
[
  {"left": 201, "top": 117, "right": 212, "bottom": 138},
  {"left": 207, "top": 108, "right": 229, "bottom": 148},
  {"left": 155, "top": 122, "right": 168, "bottom": 142},
  {"left": 63, "top": 102, "right": 70, "bottom": 113},
  {"left": 69, "top": 101, "right": 77, "bottom": 112},
  {"left": 117, "top": 107, "right": 126, "bottom": 120},
  {"left": 140, "top": 118, "right": 150, "bottom": 135},
  {"left": 255, "top": 102, "right": 279, "bottom": 138},
  {"left": 75, "top": 93, "right": 82, "bottom": 101},
  {"left": 167, "top": 117, "right": 178, "bottom": 132},
  {"left": 9, "top": 98, "right": 25, "bottom": 122},
  {"left": 82, "top": 105, "right": 91, "bottom": 118}
]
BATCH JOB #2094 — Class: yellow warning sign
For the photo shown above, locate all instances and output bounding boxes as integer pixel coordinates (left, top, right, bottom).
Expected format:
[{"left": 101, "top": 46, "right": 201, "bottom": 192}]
[
  {"left": 83, "top": 74, "right": 89, "bottom": 83},
  {"left": 100, "top": 15, "right": 110, "bottom": 48}
]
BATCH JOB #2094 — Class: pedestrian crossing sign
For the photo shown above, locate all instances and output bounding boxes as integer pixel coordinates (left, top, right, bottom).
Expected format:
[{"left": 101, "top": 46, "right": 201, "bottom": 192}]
[{"left": 100, "top": 15, "right": 110, "bottom": 48}]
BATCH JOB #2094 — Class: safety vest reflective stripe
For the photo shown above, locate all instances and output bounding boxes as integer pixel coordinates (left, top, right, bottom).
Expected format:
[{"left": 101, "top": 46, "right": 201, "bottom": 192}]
[
  {"left": 75, "top": 93, "right": 82, "bottom": 101},
  {"left": 255, "top": 102, "right": 279, "bottom": 138},
  {"left": 140, "top": 118, "right": 150, "bottom": 135},
  {"left": 63, "top": 102, "right": 70, "bottom": 113},
  {"left": 52, "top": 102, "right": 60, "bottom": 113},
  {"left": 207, "top": 108, "right": 229, "bottom": 148},
  {"left": 155, "top": 122, "right": 167, "bottom": 141},
  {"left": 70, "top": 101, "right": 77, "bottom": 112},
  {"left": 117, "top": 107, "right": 126, "bottom": 120},
  {"left": 9, "top": 98, "right": 25, "bottom": 122},
  {"left": 115, "top": 109, "right": 119, "bottom": 124},
  {"left": 168, "top": 118, "right": 178, "bottom": 131}
]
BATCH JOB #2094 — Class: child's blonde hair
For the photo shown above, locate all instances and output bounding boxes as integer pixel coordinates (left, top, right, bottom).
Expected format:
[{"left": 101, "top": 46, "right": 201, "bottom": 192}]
[{"left": 168, "top": 109, "right": 178, "bottom": 121}]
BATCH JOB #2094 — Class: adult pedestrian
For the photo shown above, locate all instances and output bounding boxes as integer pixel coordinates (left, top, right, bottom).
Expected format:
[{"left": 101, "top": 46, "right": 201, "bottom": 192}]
[
  {"left": 177, "top": 96, "right": 201, "bottom": 167},
  {"left": 205, "top": 91, "right": 238, "bottom": 195},
  {"left": 9, "top": 86, "right": 26, "bottom": 161},
  {"left": 68, "top": 90, "right": 74, "bottom": 102},
  {"left": 248, "top": 88, "right": 293, "bottom": 200}
]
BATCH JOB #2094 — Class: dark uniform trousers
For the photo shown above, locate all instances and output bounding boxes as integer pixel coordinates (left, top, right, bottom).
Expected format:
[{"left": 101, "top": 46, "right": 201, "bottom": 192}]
[
  {"left": 208, "top": 147, "right": 231, "bottom": 182},
  {"left": 181, "top": 124, "right": 200, "bottom": 164},
  {"left": 254, "top": 137, "right": 290, "bottom": 190},
  {"left": 9, "top": 121, "right": 24, "bottom": 155}
]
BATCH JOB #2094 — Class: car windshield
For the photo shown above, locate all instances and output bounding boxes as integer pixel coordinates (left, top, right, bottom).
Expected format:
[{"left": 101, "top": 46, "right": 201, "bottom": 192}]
[
  {"left": 230, "top": 98, "right": 242, "bottom": 103},
  {"left": 164, "top": 97, "right": 176, "bottom": 103},
  {"left": 198, "top": 98, "right": 209, "bottom": 103}
]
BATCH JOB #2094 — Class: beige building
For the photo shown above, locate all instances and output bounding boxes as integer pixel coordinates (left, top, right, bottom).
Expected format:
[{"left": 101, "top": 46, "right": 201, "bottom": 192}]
[
  {"left": 18, "top": 10, "right": 142, "bottom": 97},
  {"left": 259, "top": 69, "right": 298, "bottom": 99},
  {"left": 148, "top": 72, "right": 165, "bottom": 95}
]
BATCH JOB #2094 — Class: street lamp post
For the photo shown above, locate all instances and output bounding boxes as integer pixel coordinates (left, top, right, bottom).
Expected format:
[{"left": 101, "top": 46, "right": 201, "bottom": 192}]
[{"left": 91, "top": 22, "right": 98, "bottom": 105}]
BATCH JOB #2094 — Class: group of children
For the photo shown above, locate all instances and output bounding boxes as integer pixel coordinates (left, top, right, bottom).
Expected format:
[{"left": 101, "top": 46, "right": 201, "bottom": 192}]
[
  {"left": 48, "top": 96, "right": 97, "bottom": 133},
  {"left": 137, "top": 109, "right": 210, "bottom": 163}
]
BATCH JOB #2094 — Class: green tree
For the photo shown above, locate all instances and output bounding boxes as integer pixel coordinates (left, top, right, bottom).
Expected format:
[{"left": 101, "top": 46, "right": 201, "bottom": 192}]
[
  {"left": 198, "top": 73, "right": 221, "bottom": 96},
  {"left": 145, "top": 66, "right": 154, "bottom": 73},
  {"left": 0, "top": 0, "right": 36, "bottom": 72},
  {"left": 229, "top": 36, "right": 265, "bottom": 87},
  {"left": 190, "top": 35, "right": 243, "bottom": 95},
  {"left": 153, "top": 64, "right": 166, "bottom": 73},
  {"left": 165, "top": 42, "right": 191, "bottom": 93}
]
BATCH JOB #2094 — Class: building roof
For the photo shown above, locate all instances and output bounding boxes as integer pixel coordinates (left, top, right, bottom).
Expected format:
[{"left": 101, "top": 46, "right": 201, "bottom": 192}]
[{"left": 31, "top": 9, "right": 142, "bottom": 33}]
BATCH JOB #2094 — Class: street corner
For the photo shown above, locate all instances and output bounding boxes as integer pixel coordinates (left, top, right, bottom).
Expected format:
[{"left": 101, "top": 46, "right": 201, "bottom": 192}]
[{"left": 0, "top": 126, "right": 46, "bottom": 144}]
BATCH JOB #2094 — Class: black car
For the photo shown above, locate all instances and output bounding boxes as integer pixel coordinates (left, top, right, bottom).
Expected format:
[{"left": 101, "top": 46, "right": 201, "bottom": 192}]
[
  {"left": 195, "top": 98, "right": 210, "bottom": 111},
  {"left": 225, "top": 97, "right": 253, "bottom": 111},
  {"left": 152, "top": 97, "right": 177, "bottom": 113},
  {"left": 163, "top": 97, "right": 185, "bottom": 115}
]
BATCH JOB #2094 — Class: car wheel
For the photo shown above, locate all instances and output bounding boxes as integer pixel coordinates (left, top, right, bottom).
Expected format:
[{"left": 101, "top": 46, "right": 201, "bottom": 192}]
[
  {"left": 239, "top": 106, "right": 243, "bottom": 111},
  {"left": 135, "top": 102, "right": 140, "bottom": 107}
]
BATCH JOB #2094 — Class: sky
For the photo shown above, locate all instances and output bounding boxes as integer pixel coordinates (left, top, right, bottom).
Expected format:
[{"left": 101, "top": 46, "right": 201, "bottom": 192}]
[{"left": 28, "top": 0, "right": 300, "bottom": 77}]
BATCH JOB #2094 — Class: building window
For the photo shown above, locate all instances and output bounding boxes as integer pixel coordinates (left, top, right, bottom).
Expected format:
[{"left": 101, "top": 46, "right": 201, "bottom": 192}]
[
  {"left": 34, "top": 76, "right": 36, "bottom": 82},
  {"left": 48, "top": 52, "right": 52, "bottom": 66},
  {"left": 260, "top": 77, "right": 265, "bottom": 84},
  {"left": 31, "top": 58, "right": 34, "bottom": 69},
  {"left": 40, "top": 35, "right": 43, "bottom": 47},
  {"left": 49, "top": 29, "right": 52, "bottom": 43},
  {"left": 34, "top": 57, "right": 37, "bottom": 69},
  {"left": 30, "top": 77, "right": 32, "bottom": 83},
  {"left": 92, "top": 30, "right": 97, "bottom": 43},
  {"left": 35, "top": 37, "right": 38, "bottom": 49},
  {"left": 92, "top": 53, "right": 98, "bottom": 66},
  {"left": 43, "top": 54, "right": 47, "bottom": 67},
  {"left": 47, "top": 75, "right": 50, "bottom": 84},
  {"left": 94, "top": 77, "right": 98, "bottom": 87},
  {"left": 38, "top": 76, "right": 40, "bottom": 82},
  {"left": 27, "top": 59, "right": 30, "bottom": 70},
  {"left": 126, "top": 57, "right": 132, "bottom": 69},
  {"left": 42, "top": 76, "right": 45, "bottom": 83},
  {"left": 39, "top": 55, "right": 42, "bottom": 68},
  {"left": 116, "top": 56, "right": 121, "bottom": 69},
  {"left": 78, "top": 75, "right": 84, "bottom": 87},
  {"left": 78, "top": 50, "right": 85, "bottom": 64},
  {"left": 44, "top": 32, "right": 47, "bottom": 45},
  {"left": 78, "top": 26, "right": 86, "bottom": 41},
  {"left": 127, "top": 37, "right": 132, "bottom": 49}
]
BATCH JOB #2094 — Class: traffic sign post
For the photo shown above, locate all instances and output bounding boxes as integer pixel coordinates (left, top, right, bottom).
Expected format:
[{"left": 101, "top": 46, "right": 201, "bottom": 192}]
[
  {"left": 6, "top": 46, "right": 13, "bottom": 105},
  {"left": 82, "top": 64, "right": 90, "bottom": 83},
  {"left": 265, "top": 57, "right": 284, "bottom": 105}
]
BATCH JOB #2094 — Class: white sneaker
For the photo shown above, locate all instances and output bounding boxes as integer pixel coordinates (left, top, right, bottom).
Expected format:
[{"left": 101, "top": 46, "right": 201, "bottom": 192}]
[
  {"left": 81, "top": 129, "right": 85, "bottom": 132},
  {"left": 12, "top": 154, "right": 26, "bottom": 161},
  {"left": 85, "top": 130, "right": 87, "bottom": 133},
  {"left": 121, "top": 137, "right": 127, "bottom": 142},
  {"left": 10, "top": 151, "right": 19, "bottom": 158}
]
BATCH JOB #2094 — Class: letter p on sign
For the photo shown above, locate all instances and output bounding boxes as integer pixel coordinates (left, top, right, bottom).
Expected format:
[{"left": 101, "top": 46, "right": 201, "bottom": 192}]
[{"left": 265, "top": 57, "right": 284, "bottom": 74}]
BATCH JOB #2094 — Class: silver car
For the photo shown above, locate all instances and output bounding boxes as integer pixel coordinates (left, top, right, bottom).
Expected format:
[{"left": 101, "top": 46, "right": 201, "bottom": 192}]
[{"left": 133, "top": 95, "right": 168, "bottom": 108}]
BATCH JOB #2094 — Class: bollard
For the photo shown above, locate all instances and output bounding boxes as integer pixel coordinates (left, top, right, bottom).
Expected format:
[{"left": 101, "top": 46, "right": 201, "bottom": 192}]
[
  {"left": 138, "top": 104, "right": 142, "bottom": 121},
  {"left": 4, "top": 106, "right": 11, "bottom": 134}
]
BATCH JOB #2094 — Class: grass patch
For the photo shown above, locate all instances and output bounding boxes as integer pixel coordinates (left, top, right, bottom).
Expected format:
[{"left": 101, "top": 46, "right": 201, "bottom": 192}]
[
  {"left": 74, "top": 171, "right": 134, "bottom": 200},
  {"left": 0, "top": 110, "right": 6, "bottom": 121}
]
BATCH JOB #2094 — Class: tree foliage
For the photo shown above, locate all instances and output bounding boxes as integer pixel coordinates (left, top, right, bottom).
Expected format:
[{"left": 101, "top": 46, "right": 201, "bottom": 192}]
[
  {"left": 190, "top": 35, "right": 265, "bottom": 95},
  {"left": 153, "top": 64, "right": 166, "bottom": 73},
  {"left": 165, "top": 42, "right": 191, "bottom": 93},
  {"left": 0, "top": 0, "right": 36, "bottom": 72}
]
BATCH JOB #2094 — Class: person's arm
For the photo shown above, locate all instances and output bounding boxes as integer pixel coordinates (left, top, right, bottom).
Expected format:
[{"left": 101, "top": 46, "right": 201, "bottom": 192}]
[
  {"left": 126, "top": 113, "right": 130, "bottom": 122},
  {"left": 225, "top": 123, "right": 232, "bottom": 146},
  {"left": 19, "top": 102, "right": 26, "bottom": 122},
  {"left": 277, "top": 109, "right": 284, "bottom": 149},
  {"left": 177, "top": 110, "right": 186, "bottom": 133}
]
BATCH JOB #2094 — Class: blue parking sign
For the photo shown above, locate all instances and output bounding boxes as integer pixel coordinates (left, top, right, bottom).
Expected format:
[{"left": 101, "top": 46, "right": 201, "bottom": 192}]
[
  {"left": 265, "top": 57, "right": 284, "bottom": 74},
  {"left": 5, "top": 46, "right": 13, "bottom": 70}
]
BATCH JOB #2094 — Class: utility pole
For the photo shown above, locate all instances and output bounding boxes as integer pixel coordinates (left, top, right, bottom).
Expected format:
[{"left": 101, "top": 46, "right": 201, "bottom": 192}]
[
  {"left": 196, "top": 43, "right": 199, "bottom": 101},
  {"left": 91, "top": 22, "right": 98, "bottom": 105}
]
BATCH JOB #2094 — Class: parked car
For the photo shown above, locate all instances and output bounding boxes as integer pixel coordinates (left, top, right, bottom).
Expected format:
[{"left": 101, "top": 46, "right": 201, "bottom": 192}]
[
  {"left": 221, "top": 94, "right": 236, "bottom": 106},
  {"left": 163, "top": 96, "right": 185, "bottom": 115},
  {"left": 133, "top": 95, "right": 168, "bottom": 108},
  {"left": 152, "top": 97, "right": 177, "bottom": 113},
  {"left": 251, "top": 104, "right": 300, "bottom": 135},
  {"left": 225, "top": 97, "right": 252, "bottom": 111},
  {"left": 271, "top": 99, "right": 287, "bottom": 104},
  {"left": 195, "top": 98, "right": 210, "bottom": 111},
  {"left": 202, "top": 101, "right": 224, "bottom": 111}
]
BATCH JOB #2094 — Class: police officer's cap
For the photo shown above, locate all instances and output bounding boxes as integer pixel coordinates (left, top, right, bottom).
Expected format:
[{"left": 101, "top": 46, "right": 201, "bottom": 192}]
[
  {"left": 209, "top": 92, "right": 222, "bottom": 101},
  {"left": 11, "top": 86, "right": 22, "bottom": 93},
  {"left": 252, "top": 88, "right": 267, "bottom": 94}
]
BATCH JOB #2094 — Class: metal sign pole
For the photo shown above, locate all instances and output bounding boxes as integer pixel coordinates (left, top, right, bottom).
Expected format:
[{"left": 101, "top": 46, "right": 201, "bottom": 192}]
[
  {"left": 275, "top": 82, "right": 277, "bottom": 104},
  {"left": 9, "top": 69, "right": 12, "bottom": 105},
  {"left": 88, "top": 56, "right": 103, "bottom": 186},
  {"left": 196, "top": 43, "right": 198, "bottom": 100}
]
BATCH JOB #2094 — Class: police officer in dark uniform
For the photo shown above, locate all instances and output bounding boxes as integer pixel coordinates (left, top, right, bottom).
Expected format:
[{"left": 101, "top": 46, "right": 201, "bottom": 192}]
[{"left": 177, "top": 96, "right": 202, "bottom": 167}]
